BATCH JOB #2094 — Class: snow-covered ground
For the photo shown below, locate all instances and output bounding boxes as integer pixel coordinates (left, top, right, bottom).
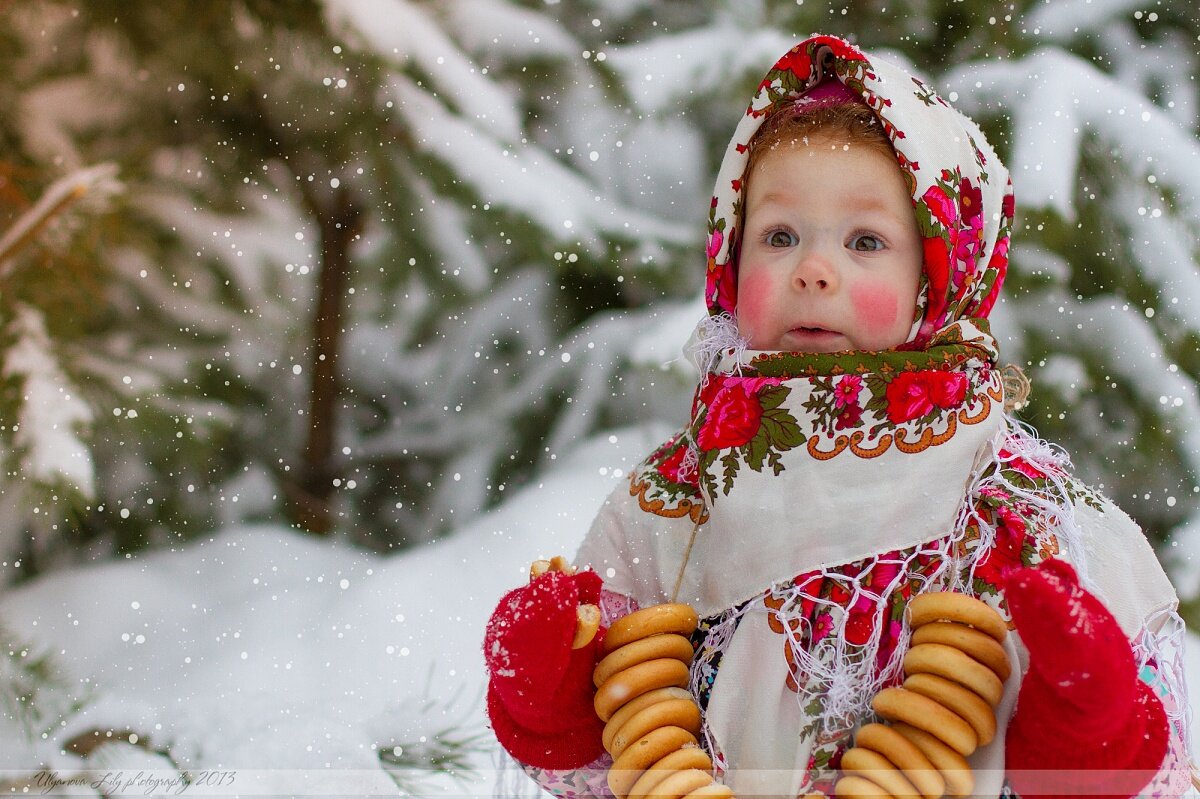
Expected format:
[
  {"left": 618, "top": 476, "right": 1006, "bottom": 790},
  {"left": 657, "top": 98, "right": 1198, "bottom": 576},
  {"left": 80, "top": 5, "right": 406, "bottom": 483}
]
[{"left": 1, "top": 422, "right": 1197, "bottom": 796}]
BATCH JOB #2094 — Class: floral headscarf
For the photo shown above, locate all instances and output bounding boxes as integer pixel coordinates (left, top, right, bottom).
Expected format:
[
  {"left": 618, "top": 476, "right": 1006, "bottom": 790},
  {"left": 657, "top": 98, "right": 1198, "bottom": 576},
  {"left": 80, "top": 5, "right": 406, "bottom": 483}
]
[{"left": 704, "top": 34, "right": 1014, "bottom": 350}]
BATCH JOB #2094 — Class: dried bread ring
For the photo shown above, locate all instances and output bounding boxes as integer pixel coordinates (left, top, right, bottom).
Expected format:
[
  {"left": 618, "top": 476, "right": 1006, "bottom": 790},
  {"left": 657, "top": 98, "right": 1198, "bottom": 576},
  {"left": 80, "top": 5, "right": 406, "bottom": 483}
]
[
  {"left": 834, "top": 774, "right": 896, "bottom": 797},
  {"left": 608, "top": 726, "right": 698, "bottom": 798},
  {"left": 595, "top": 633, "right": 695, "bottom": 687},
  {"left": 907, "top": 592, "right": 1007, "bottom": 643},
  {"left": 911, "top": 621, "right": 1011, "bottom": 681},
  {"left": 604, "top": 687, "right": 695, "bottom": 752},
  {"left": 840, "top": 747, "right": 922, "bottom": 799},
  {"left": 854, "top": 722, "right": 944, "bottom": 799},
  {"left": 604, "top": 604, "right": 700, "bottom": 655},
  {"left": 595, "top": 658, "right": 692, "bottom": 722},
  {"left": 573, "top": 604, "right": 601, "bottom": 649},
  {"left": 871, "top": 687, "right": 977, "bottom": 756},
  {"left": 891, "top": 722, "right": 974, "bottom": 797},
  {"left": 549, "top": 555, "right": 574, "bottom": 573},
  {"left": 611, "top": 698, "right": 702, "bottom": 759},
  {"left": 627, "top": 746, "right": 714, "bottom": 799},
  {"left": 641, "top": 768, "right": 713, "bottom": 799},
  {"left": 529, "top": 559, "right": 552, "bottom": 580},
  {"left": 904, "top": 672, "right": 997, "bottom": 746},
  {"left": 902, "top": 642, "right": 1004, "bottom": 707},
  {"left": 679, "top": 784, "right": 734, "bottom": 799}
]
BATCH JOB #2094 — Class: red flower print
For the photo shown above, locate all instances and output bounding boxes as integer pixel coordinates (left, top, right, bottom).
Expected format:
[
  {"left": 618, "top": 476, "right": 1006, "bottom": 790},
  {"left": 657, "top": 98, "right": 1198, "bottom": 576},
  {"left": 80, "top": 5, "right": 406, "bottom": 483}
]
[
  {"left": 834, "top": 403, "right": 863, "bottom": 430},
  {"left": 926, "top": 371, "right": 968, "bottom": 409},
  {"left": 999, "top": 448, "right": 1048, "bottom": 481},
  {"left": 885, "top": 370, "right": 968, "bottom": 424},
  {"left": 958, "top": 177, "right": 983, "bottom": 225},
  {"left": 975, "top": 503, "right": 1029, "bottom": 585},
  {"left": 833, "top": 374, "right": 863, "bottom": 408},
  {"left": 976, "top": 236, "right": 1009, "bottom": 318},
  {"left": 810, "top": 612, "right": 835, "bottom": 644},
  {"left": 708, "top": 260, "right": 738, "bottom": 315},
  {"left": 820, "top": 37, "right": 868, "bottom": 63},
  {"left": 845, "top": 600, "right": 879, "bottom": 646},
  {"left": 885, "top": 371, "right": 935, "bottom": 424},
  {"left": 772, "top": 48, "right": 813, "bottom": 80},
  {"left": 656, "top": 443, "right": 694, "bottom": 485},
  {"left": 954, "top": 177, "right": 985, "bottom": 268},
  {"left": 697, "top": 381, "right": 764, "bottom": 450},
  {"left": 707, "top": 228, "right": 724, "bottom": 259},
  {"left": 922, "top": 185, "right": 957, "bottom": 229},
  {"left": 922, "top": 235, "right": 951, "bottom": 329},
  {"left": 1002, "top": 191, "right": 1015, "bottom": 220}
]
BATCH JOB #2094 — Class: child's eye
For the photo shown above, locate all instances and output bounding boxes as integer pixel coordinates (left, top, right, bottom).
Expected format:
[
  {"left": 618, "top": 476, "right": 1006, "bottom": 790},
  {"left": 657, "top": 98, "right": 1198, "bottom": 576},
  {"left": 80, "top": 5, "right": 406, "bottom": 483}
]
[
  {"left": 764, "top": 229, "right": 798, "bottom": 248},
  {"left": 849, "top": 233, "right": 885, "bottom": 252}
]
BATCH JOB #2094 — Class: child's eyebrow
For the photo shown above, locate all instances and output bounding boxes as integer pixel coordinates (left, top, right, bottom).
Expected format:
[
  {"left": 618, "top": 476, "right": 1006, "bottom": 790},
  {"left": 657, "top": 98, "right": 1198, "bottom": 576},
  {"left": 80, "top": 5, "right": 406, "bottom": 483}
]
[{"left": 754, "top": 191, "right": 911, "bottom": 223}]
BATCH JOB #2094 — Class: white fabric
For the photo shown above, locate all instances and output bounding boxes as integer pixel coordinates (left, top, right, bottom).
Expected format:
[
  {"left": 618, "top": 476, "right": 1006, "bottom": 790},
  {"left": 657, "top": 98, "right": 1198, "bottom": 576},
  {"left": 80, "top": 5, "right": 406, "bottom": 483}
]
[{"left": 575, "top": 432, "right": 1181, "bottom": 798}]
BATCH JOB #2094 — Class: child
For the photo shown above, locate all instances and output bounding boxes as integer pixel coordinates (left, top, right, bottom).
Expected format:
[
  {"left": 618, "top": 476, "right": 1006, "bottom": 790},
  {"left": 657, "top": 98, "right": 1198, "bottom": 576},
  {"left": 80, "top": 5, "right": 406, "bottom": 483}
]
[{"left": 483, "top": 35, "right": 1192, "bottom": 798}]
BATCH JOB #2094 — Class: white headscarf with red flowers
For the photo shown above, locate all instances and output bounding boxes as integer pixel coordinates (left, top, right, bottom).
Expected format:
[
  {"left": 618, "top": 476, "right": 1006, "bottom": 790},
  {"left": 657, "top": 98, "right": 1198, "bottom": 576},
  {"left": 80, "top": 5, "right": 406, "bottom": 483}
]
[{"left": 574, "top": 34, "right": 1183, "bottom": 799}]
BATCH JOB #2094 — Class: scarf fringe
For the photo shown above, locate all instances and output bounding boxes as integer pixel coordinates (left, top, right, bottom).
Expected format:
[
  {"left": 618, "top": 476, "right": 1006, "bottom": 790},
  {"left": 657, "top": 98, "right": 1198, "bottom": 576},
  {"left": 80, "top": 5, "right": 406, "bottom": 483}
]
[
  {"left": 690, "top": 601, "right": 755, "bottom": 775},
  {"left": 684, "top": 313, "right": 747, "bottom": 380},
  {"left": 1134, "top": 605, "right": 1193, "bottom": 749},
  {"left": 752, "top": 414, "right": 1100, "bottom": 737}
]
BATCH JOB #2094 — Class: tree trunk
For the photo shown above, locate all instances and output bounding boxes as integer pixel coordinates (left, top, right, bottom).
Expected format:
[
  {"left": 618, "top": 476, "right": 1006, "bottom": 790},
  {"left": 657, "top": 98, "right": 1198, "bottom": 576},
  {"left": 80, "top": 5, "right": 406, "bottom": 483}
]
[{"left": 286, "top": 186, "right": 360, "bottom": 534}]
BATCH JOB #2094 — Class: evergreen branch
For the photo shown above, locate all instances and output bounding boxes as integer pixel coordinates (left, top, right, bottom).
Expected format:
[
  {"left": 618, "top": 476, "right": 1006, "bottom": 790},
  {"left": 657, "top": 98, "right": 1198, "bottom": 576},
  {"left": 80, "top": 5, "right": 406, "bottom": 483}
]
[{"left": 0, "top": 164, "right": 120, "bottom": 280}]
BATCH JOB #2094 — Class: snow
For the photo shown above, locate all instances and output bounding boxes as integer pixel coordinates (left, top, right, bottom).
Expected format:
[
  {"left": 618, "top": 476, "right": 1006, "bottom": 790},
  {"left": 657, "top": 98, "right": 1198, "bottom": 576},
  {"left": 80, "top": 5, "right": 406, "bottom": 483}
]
[
  {"left": 324, "top": 0, "right": 524, "bottom": 143},
  {"left": 1, "top": 305, "right": 95, "bottom": 500},
  {"left": 390, "top": 72, "right": 691, "bottom": 253},
  {"left": 944, "top": 47, "right": 1200, "bottom": 223}
]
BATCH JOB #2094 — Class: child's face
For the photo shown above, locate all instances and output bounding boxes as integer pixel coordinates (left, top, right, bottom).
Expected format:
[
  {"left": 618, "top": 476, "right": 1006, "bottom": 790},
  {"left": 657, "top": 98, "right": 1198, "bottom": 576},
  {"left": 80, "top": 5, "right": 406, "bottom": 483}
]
[{"left": 736, "top": 138, "right": 923, "bottom": 352}]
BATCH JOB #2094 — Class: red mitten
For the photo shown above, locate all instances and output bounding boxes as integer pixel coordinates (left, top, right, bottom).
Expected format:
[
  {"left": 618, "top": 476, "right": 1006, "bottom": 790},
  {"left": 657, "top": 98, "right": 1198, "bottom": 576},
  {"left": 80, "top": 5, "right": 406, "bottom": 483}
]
[
  {"left": 483, "top": 568, "right": 607, "bottom": 769},
  {"left": 1003, "top": 559, "right": 1168, "bottom": 799}
]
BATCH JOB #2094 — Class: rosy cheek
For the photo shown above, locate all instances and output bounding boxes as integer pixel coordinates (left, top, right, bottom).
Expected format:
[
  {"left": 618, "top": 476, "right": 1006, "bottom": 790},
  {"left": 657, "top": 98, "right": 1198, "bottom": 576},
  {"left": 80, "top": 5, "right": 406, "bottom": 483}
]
[
  {"left": 849, "top": 282, "right": 900, "bottom": 337},
  {"left": 736, "top": 270, "right": 771, "bottom": 339}
]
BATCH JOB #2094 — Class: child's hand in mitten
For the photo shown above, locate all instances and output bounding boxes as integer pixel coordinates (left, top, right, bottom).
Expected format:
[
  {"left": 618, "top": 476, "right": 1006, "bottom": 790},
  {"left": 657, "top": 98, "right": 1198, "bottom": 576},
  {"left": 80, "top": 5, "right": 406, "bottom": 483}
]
[
  {"left": 1002, "top": 559, "right": 1168, "bottom": 798},
  {"left": 483, "top": 556, "right": 607, "bottom": 769}
]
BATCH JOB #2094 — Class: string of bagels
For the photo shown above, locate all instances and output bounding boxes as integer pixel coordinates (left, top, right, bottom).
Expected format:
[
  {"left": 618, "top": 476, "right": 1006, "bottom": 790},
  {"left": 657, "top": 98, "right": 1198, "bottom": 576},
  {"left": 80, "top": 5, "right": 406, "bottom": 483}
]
[{"left": 529, "top": 553, "right": 1013, "bottom": 799}]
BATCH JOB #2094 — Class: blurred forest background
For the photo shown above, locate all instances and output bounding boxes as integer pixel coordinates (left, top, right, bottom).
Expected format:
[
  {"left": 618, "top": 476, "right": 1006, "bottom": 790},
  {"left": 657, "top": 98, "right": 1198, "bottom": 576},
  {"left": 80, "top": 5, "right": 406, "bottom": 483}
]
[{"left": 1, "top": 0, "right": 1199, "bottom": 620}]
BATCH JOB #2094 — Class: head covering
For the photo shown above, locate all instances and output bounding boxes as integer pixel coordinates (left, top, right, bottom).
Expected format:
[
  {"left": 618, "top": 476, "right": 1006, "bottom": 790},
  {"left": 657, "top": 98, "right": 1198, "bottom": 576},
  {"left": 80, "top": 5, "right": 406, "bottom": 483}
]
[{"left": 703, "top": 34, "right": 1014, "bottom": 351}]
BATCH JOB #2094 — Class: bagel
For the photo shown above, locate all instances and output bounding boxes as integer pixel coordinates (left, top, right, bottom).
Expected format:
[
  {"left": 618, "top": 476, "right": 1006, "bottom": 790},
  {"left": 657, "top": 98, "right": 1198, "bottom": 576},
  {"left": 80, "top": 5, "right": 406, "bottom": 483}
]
[
  {"left": 679, "top": 784, "right": 734, "bottom": 799},
  {"left": 906, "top": 592, "right": 1007, "bottom": 643},
  {"left": 642, "top": 768, "right": 713, "bottom": 799},
  {"left": 595, "top": 633, "right": 695, "bottom": 688},
  {"left": 902, "top": 642, "right": 1004, "bottom": 707},
  {"left": 854, "top": 722, "right": 944, "bottom": 799},
  {"left": 573, "top": 603, "right": 601, "bottom": 649},
  {"left": 608, "top": 726, "right": 699, "bottom": 798},
  {"left": 604, "top": 687, "right": 695, "bottom": 753},
  {"left": 840, "top": 746, "right": 922, "bottom": 799},
  {"left": 834, "top": 774, "right": 896, "bottom": 797},
  {"left": 891, "top": 723, "right": 974, "bottom": 798},
  {"left": 628, "top": 746, "right": 714, "bottom": 799},
  {"left": 904, "top": 672, "right": 997, "bottom": 746},
  {"left": 871, "top": 687, "right": 978, "bottom": 757},
  {"left": 611, "top": 698, "right": 702, "bottom": 759},
  {"left": 595, "top": 658, "right": 691, "bottom": 722},
  {"left": 604, "top": 604, "right": 700, "bottom": 655},
  {"left": 911, "top": 621, "right": 1011, "bottom": 681}
]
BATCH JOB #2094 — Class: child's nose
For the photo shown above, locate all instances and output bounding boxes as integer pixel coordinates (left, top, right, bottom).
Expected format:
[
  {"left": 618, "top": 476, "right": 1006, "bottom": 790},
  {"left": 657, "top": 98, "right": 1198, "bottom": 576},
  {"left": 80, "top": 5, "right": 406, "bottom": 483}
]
[{"left": 791, "top": 251, "right": 839, "bottom": 292}]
